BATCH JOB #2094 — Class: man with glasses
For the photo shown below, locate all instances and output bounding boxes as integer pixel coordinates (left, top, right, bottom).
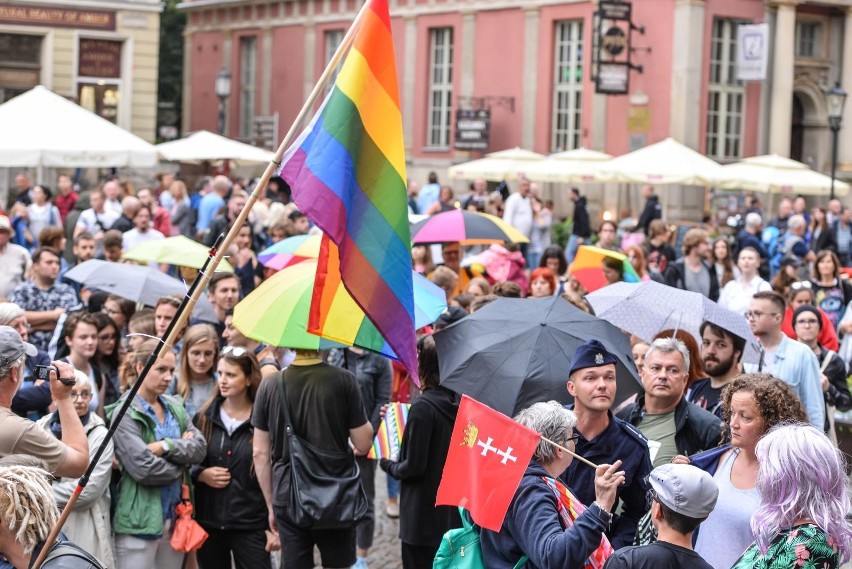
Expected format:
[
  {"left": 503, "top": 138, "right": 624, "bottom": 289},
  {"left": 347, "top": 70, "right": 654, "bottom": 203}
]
[
  {"left": 744, "top": 291, "right": 823, "bottom": 428},
  {"left": 617, "top": 338, "right": 721, "bottom": 468},
  {"left": 792, "top": 304, "right": 851, "bottom": 434},
  {"left": 0, "top": 303, "right": 52, "bottom": 420},
  {"left": 560, "top": 340, "right": 652, "bottom": 549}
]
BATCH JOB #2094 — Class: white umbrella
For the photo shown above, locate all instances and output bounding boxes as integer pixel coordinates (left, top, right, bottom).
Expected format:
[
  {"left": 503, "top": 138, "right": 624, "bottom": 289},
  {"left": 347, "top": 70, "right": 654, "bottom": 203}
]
[
  {"left": 447, "top": 147, "right": 546, "bottom": 182},
  {"left": 717, "top": 154, "right": 849, "bottom": 196},
  {"left": 603, "top": 137, "right": 723, "bottom": 185},
  {"left": 523, "top": 147, "right": 613, "bottom": 183},
  {"left": 0, "top": 85, "right": 157, "bottom": 167},
  {"left": 156, "top": 130, "right": 275, "bottom": 165}
]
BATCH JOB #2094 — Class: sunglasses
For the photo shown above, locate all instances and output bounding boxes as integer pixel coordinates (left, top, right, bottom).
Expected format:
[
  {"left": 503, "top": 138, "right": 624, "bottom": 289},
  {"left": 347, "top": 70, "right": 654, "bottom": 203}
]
[
  {"left": 791, "top": 281, "right": 812, "bottom": 291},
  {"left": 221, "top": 345, "right": 248, "bottom": 358}
]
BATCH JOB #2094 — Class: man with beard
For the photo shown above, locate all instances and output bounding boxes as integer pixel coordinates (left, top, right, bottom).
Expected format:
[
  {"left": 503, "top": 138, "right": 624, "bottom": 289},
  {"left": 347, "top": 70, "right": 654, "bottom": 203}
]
[
  {"left": 560, "top": 340, "right": 652, "bottom": 549},
  {"left": 687, "top": 322, "right": 745, "bottom": 417}
]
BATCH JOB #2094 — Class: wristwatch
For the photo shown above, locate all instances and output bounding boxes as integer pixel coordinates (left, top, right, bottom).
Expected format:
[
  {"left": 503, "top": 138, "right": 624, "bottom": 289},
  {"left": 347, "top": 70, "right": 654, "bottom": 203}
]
[{"left": 161, "top": 439, "right": 172, "bottom": 456}]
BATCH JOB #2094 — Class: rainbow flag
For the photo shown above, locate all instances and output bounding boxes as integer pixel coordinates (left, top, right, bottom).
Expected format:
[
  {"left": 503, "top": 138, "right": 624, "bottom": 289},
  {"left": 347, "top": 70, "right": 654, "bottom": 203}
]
[
  {"left": 277, "top": 0, "right": 417, "bottom": 379},
  {"left": 367, "top": 402, "right": 410, "bottom": 460}
]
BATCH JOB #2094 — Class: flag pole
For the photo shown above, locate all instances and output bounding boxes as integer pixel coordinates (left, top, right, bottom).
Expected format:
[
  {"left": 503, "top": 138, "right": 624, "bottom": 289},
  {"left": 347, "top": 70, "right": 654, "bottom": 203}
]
[
  {"left": 32, "top": 4, "right": 372, "bottom": 567},
  {"left": 541, "top": 436, "right": 600, "bottom": 469}
]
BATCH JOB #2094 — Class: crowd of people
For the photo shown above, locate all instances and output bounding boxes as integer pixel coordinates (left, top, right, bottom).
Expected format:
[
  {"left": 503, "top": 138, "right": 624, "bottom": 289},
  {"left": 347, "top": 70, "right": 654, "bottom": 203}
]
[{"left": 0, "top": 168, "right": 849, "bottom": 569}]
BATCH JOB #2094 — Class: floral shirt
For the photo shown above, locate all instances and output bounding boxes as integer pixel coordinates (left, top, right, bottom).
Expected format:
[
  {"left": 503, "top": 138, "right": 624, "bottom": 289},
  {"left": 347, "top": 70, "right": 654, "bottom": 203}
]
[
  {"left": 8, "top": 281, "right": 80, "bottom": 352},
  {"left": 732, "top": 523, "right": 839, "bottom": 569}
]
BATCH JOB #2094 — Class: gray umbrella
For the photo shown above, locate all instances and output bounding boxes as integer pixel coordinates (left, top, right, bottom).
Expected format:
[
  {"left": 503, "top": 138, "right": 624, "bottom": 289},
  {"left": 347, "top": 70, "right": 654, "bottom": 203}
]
[
  {"left": 585, "top": 280, "right": 761, "bottom": 364},
  {"left": 434, "top": 295, "right": 641, "bottom": 417}
]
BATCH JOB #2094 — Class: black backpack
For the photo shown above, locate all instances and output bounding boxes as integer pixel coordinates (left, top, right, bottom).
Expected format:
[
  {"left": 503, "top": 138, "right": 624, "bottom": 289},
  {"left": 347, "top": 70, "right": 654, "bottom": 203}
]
[{"left": 42, "top": 540, "right": 106, "bottom": 568}]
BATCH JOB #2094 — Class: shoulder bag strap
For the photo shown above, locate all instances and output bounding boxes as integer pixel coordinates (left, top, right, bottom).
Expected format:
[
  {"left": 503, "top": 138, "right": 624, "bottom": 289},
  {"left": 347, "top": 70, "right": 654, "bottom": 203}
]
[
  {"left": 276, "top": 369, "right": 294, "bottom": 437},
  {"left": 821, "top": 350, "right": 836, "bottom": 374}
]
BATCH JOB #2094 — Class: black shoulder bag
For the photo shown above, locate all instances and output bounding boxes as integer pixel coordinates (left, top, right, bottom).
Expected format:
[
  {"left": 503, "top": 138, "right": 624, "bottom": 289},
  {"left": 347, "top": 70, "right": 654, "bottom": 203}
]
[{"left": 276, "top": 371, "right": 368, "bottom": 529}]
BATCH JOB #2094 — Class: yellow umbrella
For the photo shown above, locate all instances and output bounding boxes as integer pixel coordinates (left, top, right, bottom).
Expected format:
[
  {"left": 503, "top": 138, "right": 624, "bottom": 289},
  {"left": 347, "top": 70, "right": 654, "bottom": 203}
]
[
  {"left": 447, "top": 147, "right": 546, "bottom": 182},
  {"left": 122, "top": 235, "right": 234, "bottom": 272}
]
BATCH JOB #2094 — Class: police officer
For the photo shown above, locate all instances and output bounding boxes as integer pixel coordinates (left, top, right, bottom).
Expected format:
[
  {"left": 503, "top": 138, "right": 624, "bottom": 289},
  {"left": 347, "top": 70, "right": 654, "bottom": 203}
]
[{"left": 560, "top": 340, "right": 652, "bottom": 549}]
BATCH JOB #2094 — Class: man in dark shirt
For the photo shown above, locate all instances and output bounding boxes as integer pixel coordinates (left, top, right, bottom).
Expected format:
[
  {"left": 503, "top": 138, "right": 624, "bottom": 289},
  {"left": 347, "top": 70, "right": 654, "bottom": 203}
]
[
  {"left": 603, "top": 464, "right": 718, "bottom": 569},
  {"left": 252, "top": 350, "right": 373, "bottom": 569},
  {"left": 687, "top": 321, "right": 745, "bottom": 418},
  {"left": 631, "top": 185, "right": 661, "bottom": 235},
  {"left": 566, "top": 188, "right": 590, "bottom": 265}
]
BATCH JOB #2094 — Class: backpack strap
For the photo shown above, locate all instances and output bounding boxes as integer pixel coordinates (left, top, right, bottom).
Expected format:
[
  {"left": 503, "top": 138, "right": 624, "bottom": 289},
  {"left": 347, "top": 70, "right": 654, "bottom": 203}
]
[{"left": 43, "top": 540, "right": 105, "bottom": 567}]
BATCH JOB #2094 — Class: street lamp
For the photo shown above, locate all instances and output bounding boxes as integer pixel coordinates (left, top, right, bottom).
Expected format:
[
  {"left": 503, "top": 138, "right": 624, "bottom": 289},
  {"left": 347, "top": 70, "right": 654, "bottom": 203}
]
[
  {"left": 826, "top": 81, "right": 847, "bottom": 201},
  {"left": 215, "top": 67, "right": 232, "bottom": 136}
]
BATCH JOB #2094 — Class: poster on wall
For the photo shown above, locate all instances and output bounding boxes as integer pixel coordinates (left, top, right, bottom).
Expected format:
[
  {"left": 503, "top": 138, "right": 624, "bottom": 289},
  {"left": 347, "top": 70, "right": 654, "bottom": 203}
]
[{"left": 736, "top": 23, "right": 768, "bottom": 81}]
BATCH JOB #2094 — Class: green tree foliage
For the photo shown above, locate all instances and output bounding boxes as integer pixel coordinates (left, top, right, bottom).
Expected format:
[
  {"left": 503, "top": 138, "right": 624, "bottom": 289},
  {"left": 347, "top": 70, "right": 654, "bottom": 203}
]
[{"left": 157, "top": 0, "right": 185, "bottom": 140}]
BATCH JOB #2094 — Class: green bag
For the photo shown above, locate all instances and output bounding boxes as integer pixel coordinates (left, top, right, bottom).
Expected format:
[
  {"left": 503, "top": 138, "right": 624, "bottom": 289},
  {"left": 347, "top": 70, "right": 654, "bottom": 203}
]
[{"left": 433, "top": 508, "right": 527, "bottom": 569}]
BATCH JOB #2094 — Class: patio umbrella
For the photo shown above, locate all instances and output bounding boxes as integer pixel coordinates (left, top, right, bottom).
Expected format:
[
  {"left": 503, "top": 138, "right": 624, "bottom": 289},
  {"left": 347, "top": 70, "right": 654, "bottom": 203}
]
[
  {"left": 434, "top": 296, "right": 641, "bottom": 416},
  {"left": 717, "top": 154, "right": 849, "bottom": 196},
  {"left": 568, "top": 246, "right": 640, "bottom": 292},
  {"left": 447, "top": 147, "right": 546, "bottom": 182},
  {"left": 257, "top": 233, "right": 321, "bottom": 270},
  {"left": 523, "top": 148, "right": 613, "bottom": 184},
  {"left": 63, "top": 259, "right": 218, "bottom": 321},
  {"left": 156, "top": 130, "right": 275, "bottom": 165},
  {"left": 410, "top": 209, "right": 530, "bottom": 245},
  {"left": 585, "top": 281, "right": 761, "bottom": 364},
  {"left": 602, "top": 137, "right": 723, "bottom": 185},
  {"left": 233, "top": 259, "right": 446, "bottom": 357},
  {"left": 122, "top": 236, "right": 234, "bottom": 272}
]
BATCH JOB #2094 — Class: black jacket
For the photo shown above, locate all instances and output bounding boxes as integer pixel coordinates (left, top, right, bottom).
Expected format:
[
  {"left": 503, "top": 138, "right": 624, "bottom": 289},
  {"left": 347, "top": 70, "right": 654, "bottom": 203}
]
[
  {"left": 811, "top": 226, "right": 837, "bottom": 254},
  {"left": 616, "top": 394, "right": 722, "bottom": 459},
  {"left": 192, "top": 398, "right": 268, "bottom": 531},
  {"left": 632, "top": 195, "right": 661, "bottom": 234},
  {"left": 380, "top": 387, "right": 461, "bottom": 547},
  {"left": 572, "top": 196, "right": 591, "bottom": 238},
  {"left": 663, "top": 258, "right": 720, "bottom": 301}
]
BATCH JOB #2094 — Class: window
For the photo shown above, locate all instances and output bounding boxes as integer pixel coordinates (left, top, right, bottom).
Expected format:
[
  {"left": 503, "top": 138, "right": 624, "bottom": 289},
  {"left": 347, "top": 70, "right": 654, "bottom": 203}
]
[
  {"left": 706, "top": 19, "right": 744, "bottom": 160},
  {"left": 0, "top": 33, "right": 42, "bottom": 103},
  {"left": 552, "top": 20, "right": 583, "bottom": 152},
  {"left": 239, "top": 36, "right": 257, "bottom": 138},
  {"left": 796, "top": 21, "right": 822, "bottom": 58},
  {"left": 427, "top": 27, "right": 453, "bottom": 149},
  {"left": 325, "top": 29, "right": 345, "bottom": 83}
]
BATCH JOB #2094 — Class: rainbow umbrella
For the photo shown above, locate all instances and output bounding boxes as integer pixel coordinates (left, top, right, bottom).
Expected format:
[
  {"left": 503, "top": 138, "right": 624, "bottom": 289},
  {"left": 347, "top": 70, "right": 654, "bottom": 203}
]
[
  {"left": 257, "top": 233, "right": 321, "bottom": 270},
  {"left": 410, "top": 209, "right": 530, "bottom": 245},
  {"left": 233, "top": 259, "right": 446, "bottom": 357},
  {"left": 568, "top": 245, "right": 640, "bottom": 293}
]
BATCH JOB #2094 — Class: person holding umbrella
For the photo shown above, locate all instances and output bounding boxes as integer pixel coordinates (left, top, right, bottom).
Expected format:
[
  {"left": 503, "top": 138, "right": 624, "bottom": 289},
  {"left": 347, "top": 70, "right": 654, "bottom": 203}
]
[{"left": 560, "top": 340, "right": 652, "bottom": 549}]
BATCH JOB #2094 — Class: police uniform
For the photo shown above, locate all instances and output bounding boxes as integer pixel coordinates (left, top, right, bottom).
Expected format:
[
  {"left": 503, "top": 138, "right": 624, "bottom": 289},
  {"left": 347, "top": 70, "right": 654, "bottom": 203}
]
[
  {"left": 560, "top": 411, "right": 652, "bottom": 549},
  {"left": 558, "top": 339, "right": 653, "bottom": 549}
]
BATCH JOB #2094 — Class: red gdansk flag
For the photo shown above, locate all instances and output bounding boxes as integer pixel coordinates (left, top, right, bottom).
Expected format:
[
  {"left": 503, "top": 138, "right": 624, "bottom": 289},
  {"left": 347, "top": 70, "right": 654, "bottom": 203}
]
[{"left": 436, "top": 395, "right": 541, "bottom": 532}]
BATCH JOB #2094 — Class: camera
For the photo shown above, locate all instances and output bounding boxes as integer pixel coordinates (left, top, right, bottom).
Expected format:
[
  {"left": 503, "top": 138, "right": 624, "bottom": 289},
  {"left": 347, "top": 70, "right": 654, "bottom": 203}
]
[{"left": 33, "top": 365, "right": 75, "bottom": 387}]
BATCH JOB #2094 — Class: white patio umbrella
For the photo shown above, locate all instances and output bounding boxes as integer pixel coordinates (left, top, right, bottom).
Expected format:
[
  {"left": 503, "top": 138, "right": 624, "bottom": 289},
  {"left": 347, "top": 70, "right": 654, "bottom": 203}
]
[
  {"left": 0, "top": 85, "right": 157, "bottom": 167},
  {"left": 447, "top": 147, "right": 546, "bottom": 182},
  {"left": 156, "top": 130, "right": 275, "bottom": 165},
  {"left": 603, "top": 137, "right": 723, "bottom": 186},
  {"left": 523, "top": 148, "right": 613, "bottom": 183},
  {"left": 717, "top": 154, "right": 849, "bottom": 196}
]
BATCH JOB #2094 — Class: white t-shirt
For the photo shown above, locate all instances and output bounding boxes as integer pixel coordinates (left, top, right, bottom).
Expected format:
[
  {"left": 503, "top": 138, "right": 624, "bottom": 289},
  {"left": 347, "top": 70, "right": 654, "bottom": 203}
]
[
  {"left": 718, "top": 275, "right": 772, "bottom": 316},
  {"left": 76, "top": 208, "right": 119, "bottom": 234},
  {"left": 122, "top": 228, "right": 165, "bottom": 252},
  {"left": 503, "top": 192, "right": 533, "bottom": 237}
]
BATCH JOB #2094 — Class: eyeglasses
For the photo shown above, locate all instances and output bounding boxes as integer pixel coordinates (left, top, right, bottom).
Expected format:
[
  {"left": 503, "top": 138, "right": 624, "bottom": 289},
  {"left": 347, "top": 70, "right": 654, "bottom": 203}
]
[
  {"left": 795, "top": 318, "right": 820, "bottom": 327},
  {"left": 565, "top": 433, "right": 581, "bottom": 445},
  {"left": 71, "top": 391, "right": 92, "bottom": 400},
  {"left": 791, "top": 281, "right": 813, "bottom": 291},
  {"left": 745, "top": 310, "right": 780, "bottom": 320},
  {"left": 221, "top": 346, "right": 248, "bottom": 358}
]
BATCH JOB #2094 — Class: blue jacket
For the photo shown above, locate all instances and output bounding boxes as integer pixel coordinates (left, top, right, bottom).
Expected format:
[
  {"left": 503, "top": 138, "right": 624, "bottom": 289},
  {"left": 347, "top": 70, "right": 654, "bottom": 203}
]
[
  {"left": 560, "top": 411, "right": 651, "bottom": 549},
  {"left": 480, "top": 461, "right": 611, "bottom": 569}
]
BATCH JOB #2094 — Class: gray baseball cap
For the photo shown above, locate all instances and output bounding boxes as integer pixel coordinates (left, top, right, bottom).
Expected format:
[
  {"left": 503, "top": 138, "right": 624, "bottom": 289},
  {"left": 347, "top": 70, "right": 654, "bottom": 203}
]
[
  {"left": 649, "top": 463, "right": 718, "bottom": 519},
  {"left": 0, "top": 325, "right": 38, "bottom": 366}
]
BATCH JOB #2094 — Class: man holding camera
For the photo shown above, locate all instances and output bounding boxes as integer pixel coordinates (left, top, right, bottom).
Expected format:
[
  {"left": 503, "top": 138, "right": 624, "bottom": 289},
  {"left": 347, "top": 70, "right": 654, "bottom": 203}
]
[{"left": 0, "top": 326, "right": 88, "bottom": 478}]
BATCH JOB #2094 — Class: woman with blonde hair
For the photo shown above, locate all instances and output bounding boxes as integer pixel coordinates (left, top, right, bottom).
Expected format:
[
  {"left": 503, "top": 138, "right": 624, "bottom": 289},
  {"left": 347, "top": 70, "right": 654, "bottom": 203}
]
[
  {"left": 168, "top": 180, "right": 194, "bottom": 238},
  {"left": 170, "top": 324, "right": 219, "bottom": 418}
]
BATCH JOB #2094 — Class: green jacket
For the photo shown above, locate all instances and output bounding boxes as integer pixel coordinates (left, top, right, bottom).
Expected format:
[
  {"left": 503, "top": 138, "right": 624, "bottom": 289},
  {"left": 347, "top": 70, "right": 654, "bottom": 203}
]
[{"left": 106, "top": 393, "right": 206, "bottom": 537}]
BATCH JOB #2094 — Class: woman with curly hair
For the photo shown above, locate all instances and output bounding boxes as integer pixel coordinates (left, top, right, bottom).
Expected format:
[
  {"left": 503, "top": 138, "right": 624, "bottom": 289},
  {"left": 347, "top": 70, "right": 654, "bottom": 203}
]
[
  {"left": 732, "top": 423, "right": 852, "bottom": 568},
  {"left": 674, "top": 374, "right": 807, "bottom": 569}
]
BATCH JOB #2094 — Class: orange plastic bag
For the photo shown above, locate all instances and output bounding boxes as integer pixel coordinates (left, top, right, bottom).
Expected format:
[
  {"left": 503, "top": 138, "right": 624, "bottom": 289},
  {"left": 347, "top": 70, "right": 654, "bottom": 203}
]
[{"left": 170, "top": 484, "right": 208, "bottom": 553}]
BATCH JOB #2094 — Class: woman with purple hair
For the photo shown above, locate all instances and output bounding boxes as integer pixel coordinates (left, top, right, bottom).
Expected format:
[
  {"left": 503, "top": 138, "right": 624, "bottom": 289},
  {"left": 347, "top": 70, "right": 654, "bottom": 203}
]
[{"left": 731, "top": 423, "right": 852, "bottom": 568}]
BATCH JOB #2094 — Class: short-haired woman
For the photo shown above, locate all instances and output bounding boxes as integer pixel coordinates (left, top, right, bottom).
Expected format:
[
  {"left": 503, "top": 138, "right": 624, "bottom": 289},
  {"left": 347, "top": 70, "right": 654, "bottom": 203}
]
[{"left": 480, "top": 401, "right": 624, "bottom": 569}]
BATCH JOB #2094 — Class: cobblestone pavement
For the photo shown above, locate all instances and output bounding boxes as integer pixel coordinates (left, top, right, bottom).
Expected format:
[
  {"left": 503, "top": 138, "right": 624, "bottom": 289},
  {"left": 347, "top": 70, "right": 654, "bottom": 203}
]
[{"left": 308, "top": 468, "right": 403, "bottom": 568}]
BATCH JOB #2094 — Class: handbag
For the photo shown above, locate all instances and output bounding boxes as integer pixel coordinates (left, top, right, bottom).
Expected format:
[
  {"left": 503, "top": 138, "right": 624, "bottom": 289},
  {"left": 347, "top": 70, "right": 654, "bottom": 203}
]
[{"left": 276, "top": 372, "right": 368, "bottom": 529}]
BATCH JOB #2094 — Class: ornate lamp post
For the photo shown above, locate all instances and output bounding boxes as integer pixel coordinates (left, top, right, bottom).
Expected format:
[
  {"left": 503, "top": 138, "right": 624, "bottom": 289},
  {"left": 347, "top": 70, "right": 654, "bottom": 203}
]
[
  {"left": 215, "top": 67, "right": 232, "bottom": 136},
  {"left": 826, "top": 82, "right": 848, "bottom": 201}
]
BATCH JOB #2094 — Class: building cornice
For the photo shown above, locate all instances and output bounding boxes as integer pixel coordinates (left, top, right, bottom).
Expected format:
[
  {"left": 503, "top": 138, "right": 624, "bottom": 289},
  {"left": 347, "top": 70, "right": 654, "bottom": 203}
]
[
  {"left": 7, "top": 0, "right": 164, "bottom": 13},
  {"left": 179, "top": 0, "right": 585, "bottom": 14}
]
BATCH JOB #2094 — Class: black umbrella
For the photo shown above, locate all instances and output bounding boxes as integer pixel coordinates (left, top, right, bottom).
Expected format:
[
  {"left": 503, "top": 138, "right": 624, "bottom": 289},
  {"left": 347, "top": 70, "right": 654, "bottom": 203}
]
[{"left": 434, "top": 296, "right": 641, "bottom": 416}]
